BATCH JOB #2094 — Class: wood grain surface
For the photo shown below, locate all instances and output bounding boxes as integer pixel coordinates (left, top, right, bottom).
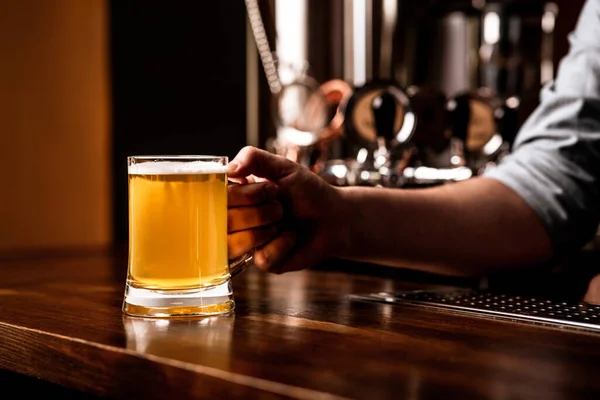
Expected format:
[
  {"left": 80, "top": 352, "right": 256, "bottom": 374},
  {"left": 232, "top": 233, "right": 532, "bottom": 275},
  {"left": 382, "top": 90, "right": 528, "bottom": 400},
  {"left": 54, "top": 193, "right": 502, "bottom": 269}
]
[{"left": 1, "top": 251, "right": 600, "bottom": 399}]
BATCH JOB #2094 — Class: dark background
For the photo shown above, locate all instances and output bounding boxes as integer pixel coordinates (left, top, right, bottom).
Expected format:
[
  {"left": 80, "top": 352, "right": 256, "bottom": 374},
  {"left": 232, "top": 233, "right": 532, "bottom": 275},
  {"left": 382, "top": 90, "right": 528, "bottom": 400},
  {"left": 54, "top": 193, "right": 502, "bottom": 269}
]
[{"left": 109, "top": 0, "right": 248, "bottom": 244}]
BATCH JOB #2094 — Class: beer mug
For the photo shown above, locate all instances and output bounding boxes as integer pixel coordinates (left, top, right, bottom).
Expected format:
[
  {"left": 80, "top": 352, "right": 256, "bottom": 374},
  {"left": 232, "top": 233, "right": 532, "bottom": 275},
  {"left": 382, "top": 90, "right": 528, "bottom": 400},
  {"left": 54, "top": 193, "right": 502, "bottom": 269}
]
[{"left": 122, "top": 156, "right": 254, "bottom": 317}]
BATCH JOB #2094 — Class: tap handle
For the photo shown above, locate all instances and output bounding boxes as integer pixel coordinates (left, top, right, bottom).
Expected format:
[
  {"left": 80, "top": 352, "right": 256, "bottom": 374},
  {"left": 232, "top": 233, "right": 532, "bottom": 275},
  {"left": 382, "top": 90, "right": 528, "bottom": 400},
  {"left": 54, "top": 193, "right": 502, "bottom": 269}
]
[{"left": 372, "top": 92, "right": 397, "bottom": 142}]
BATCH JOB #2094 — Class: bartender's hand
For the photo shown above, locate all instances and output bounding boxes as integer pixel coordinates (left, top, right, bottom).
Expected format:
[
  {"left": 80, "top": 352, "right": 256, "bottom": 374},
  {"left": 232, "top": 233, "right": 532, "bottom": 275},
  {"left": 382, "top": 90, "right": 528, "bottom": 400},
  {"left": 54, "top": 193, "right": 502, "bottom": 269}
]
[
  {"left": 228, "top": 146, "right": 346, "bottom": 274},
  {"left": 227, "top": 181, "right": 283, "bottom": 260}
]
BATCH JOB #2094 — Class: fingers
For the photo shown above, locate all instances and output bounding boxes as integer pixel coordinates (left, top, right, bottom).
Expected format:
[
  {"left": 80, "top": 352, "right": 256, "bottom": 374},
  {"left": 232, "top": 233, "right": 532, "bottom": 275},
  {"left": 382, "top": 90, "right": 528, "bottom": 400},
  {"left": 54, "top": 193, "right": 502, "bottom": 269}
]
[
  {"left": 276, "top": 241, "right": 325, "bottom": 274},
  {"left": 228, "top": 225, "right": 278, "bottom": 259},
  {"left": 228, "top": 175, "right": 262, "bottom": 184},
  {"left": 248, "top": 174, "right": 268, "bottom": 183},
  {"left": 228, "top": 181, "right": 277, "bottom": 207},
  {"left": 255, "top": 231, "right": 326, "bottom": 274},
  {"left": 228, "top": 146, "right": 299, "bottom": 181},
  {"left": 254, "top": 230, "right": 297, "bottom": 274},
  {"left": 228, "top": 201, "right": 283, "bottom": 233},
  {"left": 228, "top": 177, "right": 249, "bottom": 184}
]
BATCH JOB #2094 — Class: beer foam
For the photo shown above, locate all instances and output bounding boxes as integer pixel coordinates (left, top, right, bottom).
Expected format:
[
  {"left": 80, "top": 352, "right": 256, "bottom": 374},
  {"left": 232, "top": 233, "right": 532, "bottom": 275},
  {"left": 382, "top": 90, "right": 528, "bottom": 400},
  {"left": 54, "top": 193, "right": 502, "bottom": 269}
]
[{"left": 128, "top": 161, "right": 228, "bottom": 175}]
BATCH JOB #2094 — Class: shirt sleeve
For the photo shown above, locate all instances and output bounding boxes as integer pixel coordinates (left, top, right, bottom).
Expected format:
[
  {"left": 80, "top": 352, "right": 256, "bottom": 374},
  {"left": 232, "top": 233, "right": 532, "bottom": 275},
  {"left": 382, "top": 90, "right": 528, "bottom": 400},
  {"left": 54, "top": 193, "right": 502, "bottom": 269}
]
[{"left": 483, "top": 0, "right": 600, "bottom": 254}]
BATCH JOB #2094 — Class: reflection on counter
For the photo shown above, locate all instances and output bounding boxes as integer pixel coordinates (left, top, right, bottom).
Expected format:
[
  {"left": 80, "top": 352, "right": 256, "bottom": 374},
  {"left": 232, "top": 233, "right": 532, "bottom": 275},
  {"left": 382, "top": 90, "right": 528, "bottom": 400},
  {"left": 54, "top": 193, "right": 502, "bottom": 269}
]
[{"left": 123, "top": 315, "right": 234, "bottom": 370}]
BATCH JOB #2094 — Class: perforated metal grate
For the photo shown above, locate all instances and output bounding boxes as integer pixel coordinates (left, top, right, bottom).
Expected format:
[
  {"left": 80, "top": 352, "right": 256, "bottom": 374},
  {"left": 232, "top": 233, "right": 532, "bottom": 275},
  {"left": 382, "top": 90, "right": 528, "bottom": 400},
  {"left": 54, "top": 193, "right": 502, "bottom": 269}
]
[{"left": 349, "top": 289, "right": 600, "bottom": 333}]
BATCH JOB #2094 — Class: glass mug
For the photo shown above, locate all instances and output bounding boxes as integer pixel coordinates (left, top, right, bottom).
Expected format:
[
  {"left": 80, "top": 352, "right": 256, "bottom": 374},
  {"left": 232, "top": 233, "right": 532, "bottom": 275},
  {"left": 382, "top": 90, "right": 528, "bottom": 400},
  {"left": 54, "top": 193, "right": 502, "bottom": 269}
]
[{"left": 122, "top": 156, "right": 254, "bottom": 317}]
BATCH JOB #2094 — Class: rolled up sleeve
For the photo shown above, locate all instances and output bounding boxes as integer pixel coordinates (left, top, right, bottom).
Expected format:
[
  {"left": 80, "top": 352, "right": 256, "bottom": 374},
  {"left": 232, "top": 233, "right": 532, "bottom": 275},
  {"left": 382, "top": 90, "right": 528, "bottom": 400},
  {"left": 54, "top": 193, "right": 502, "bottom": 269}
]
[{"left": 484, "top": 0, "right": 600, "bottom": 253}]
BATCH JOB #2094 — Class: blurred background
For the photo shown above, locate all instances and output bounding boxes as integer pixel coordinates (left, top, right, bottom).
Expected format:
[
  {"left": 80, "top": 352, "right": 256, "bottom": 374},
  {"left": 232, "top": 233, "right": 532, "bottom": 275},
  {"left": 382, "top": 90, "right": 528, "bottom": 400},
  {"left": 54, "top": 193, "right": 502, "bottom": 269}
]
[{"left": 0, "top": 0, "right": 585, "bottom": 256}]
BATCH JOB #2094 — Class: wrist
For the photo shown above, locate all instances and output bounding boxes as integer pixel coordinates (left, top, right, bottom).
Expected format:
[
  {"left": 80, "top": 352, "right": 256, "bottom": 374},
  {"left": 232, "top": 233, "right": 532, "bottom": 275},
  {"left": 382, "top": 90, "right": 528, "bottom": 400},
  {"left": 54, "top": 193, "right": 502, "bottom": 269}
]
[{"left": 327, "top": 186, "right": 358, "bottom": 259}]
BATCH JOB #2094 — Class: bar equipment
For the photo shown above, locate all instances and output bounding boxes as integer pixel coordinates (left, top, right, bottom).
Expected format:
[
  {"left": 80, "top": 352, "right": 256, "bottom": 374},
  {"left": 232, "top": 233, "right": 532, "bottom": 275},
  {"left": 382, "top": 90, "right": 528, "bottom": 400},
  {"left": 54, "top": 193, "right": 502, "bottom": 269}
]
[
  {"left": 349, "top": 288, "right": 600, "bottom": 334},
  {"left": 446, "top": 88, "right": 511, "bottom": 175},
  {"left": 245, "top": 0, "right": 558, "bottom": 188},
  {"left": 245, "top": 0, "right": 330, "bottom": 166}
]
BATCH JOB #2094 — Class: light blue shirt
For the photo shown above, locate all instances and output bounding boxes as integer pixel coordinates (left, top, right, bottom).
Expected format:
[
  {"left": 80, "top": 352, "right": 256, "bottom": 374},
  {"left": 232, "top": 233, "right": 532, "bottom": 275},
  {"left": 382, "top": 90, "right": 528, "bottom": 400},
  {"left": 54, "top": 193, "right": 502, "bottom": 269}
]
[{"left": 484, "top": 0, "right": 600, "bottom": 254}]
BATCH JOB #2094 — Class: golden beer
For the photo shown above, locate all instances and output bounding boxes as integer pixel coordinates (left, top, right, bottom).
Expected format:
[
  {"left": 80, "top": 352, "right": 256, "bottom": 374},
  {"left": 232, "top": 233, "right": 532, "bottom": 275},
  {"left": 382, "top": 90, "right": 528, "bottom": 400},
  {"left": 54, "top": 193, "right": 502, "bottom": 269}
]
[
  {"left": 128, "top": 165, "right": 228, "bottom": 290},
  {"left": 122, "top": 156, "right": 250, "bottom": 318}
]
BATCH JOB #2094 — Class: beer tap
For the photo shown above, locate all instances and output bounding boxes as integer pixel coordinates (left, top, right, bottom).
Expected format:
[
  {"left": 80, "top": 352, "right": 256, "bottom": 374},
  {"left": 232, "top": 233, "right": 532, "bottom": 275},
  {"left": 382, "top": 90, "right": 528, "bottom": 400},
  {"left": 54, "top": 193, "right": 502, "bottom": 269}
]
[
  {"left": 339, "top": 81, "right": 416, "bottom": 187},
  {"left": 371, "top": 91, "right": 406, "bottom": 187},
  {"left": 446, "top": 88, "right": 510, "bottom": 175},
  {"left": 372, "top": 92, "right": 396, "bottom": 169}
]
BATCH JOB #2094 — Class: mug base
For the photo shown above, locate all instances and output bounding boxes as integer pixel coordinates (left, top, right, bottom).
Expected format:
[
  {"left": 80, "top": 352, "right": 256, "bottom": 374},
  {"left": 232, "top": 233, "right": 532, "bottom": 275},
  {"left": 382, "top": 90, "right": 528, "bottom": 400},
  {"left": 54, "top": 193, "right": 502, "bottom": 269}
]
[{"left": 122, "top": 280, "right": 234, "bottom": 318}]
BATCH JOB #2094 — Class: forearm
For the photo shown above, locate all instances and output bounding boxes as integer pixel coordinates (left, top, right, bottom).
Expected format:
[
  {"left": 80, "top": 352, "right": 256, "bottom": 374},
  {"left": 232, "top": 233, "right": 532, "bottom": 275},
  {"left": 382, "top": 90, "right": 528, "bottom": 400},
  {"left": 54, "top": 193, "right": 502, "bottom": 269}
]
[{"left": 335, "top": 177, "right": 553, "bottom": 276}]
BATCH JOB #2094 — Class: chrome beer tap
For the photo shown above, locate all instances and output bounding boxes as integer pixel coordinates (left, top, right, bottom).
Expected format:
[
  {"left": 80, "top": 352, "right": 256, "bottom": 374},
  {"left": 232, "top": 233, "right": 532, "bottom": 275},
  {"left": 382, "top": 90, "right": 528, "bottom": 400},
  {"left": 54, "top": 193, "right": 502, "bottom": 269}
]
[{"left": 338, "top": 80, "right": 416, "bottom": 187}]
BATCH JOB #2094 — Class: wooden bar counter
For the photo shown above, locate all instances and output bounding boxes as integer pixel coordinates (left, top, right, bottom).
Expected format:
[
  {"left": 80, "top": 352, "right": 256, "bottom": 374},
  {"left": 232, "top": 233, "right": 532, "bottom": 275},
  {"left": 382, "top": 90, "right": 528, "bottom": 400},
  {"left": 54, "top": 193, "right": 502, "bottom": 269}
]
[{"left": 1, "top": 250, "right": 600, "bottom": 399}]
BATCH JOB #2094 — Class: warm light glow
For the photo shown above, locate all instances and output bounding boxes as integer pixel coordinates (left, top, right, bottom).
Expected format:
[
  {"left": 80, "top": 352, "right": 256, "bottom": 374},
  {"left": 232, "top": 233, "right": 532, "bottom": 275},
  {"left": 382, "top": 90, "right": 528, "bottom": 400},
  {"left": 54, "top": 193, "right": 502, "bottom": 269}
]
[
  {"left": 331, "top": 164, "right": 348, "bottom": 179},
  {"left": 357, "top": 148, "right": 369, "bottom": 163},
  {"left": 483, "top": 12, "right": 500, "bottom": 45},
  {"left": 506, "top": 96, "right": 520, "bottom": 109},
  {"left": 540, "top": 3, "right": 557, "bottom": 85},
  {"left": 380, "top": 0, "right": 397, "bottom": 77},
  {"left": 541, "top": 11, "right": 555, "bottom": 33},
  {"left": 405, "top": 166, "right": 473, "bottom": 182},
  {"left": 382, "top": 0, "right": 397, "bottom": 27},
  {"left": 397, "top": 112, "right": 415, "bottom": 143},
  {"left": 275, "top": 0, "right": 309, "bottom": 141},
  {"left": 154, "top": 319, "right": 170, "bottom": 327},
  {"left": 353, "top": 0, "right": 367, "bottom": 86},
  {"left": 277, "top": 126, "right": 315, "bottom": 147},
  {"left": 541, "top": 60, "right": 554, "bottom": 84},
  {"left": 482, "top": 134, "right": 503, "bottom": 156},
  {"left": 275, "top": 0, "right": 307, "bottom": 67}
]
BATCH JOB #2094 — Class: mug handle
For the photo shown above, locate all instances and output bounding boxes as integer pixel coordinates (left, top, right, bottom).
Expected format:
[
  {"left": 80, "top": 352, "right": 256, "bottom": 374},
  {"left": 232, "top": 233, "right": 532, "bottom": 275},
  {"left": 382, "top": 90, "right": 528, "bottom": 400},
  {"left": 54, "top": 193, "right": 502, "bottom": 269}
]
[
  {"left": 227, "top": 180, "right": 255, "bottom": 278},
  {"left": 229, "top": 251, "right": 254, "bottom": 278}
]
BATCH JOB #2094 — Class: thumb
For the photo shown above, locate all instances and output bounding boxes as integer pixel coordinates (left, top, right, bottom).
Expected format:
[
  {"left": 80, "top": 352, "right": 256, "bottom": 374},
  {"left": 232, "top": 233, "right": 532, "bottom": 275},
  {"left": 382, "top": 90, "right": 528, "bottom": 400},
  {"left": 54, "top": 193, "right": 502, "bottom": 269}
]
[{"left": 228, "top": 146, "right": 299, "bottom": 182}]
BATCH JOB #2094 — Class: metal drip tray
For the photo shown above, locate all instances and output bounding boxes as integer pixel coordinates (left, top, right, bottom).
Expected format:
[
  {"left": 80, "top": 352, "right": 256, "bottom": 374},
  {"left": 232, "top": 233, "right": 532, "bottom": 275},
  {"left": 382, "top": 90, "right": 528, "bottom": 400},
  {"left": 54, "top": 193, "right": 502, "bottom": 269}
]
[{"left": 349, "top": 289, "right": 600, "bottom": 333}]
